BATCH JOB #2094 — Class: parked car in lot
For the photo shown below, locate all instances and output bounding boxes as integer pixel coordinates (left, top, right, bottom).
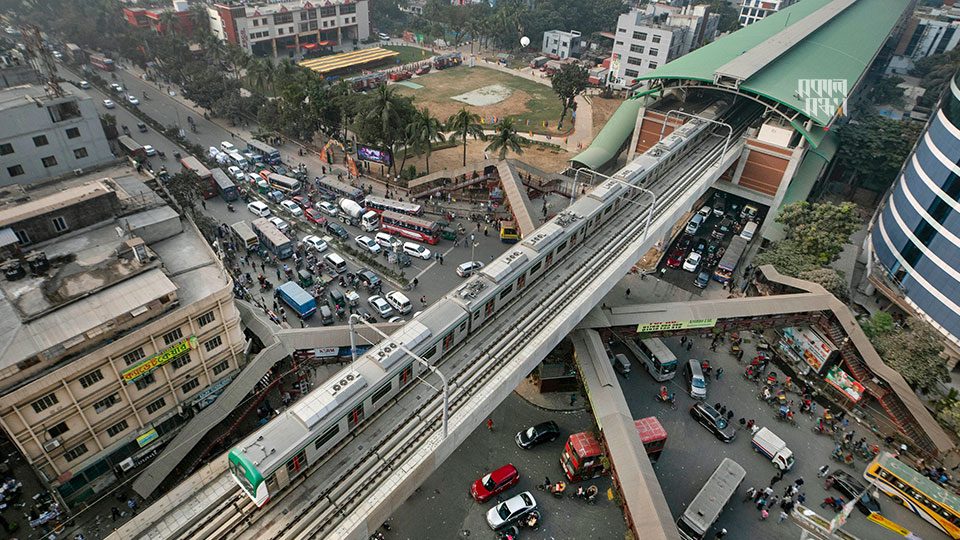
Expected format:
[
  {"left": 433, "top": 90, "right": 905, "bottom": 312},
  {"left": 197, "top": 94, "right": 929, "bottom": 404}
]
[
  {"left": 515, "top": 421, "right": 560, "bottom": 449},
  {"left": 457, "top": 260, "right": 484, "bottom": 277},
  {"left": 355, "top": 235, "right": 381, "bottom": 255},
  {"left": 301, "top": 235, "right": 328, "bottom": 253},
  {"left": 689, "top": 402, "right": 736, "bottom": 443},
  {"left": 677, "top": 234, "right": 693, "bottom": 251},
  {"left": 666, "top": 249, "right": 685, "bottom": 269},
  {"left": 486, "top": 491, "right": 537, "bottom": 530},
  {"left": 682, "top": 252, "right": 702, "bottom": 272},
  {"left": 695, "top": 271, "right": 711, "bottom": 289},
  {"left": 281, "top": 200, "right": 303, "bottom": 217},
  {"left": 685, "top": 214, "right": 704, "bottom": 235},
  {"left": 471, "top": 464, "right": 520, "bottom": 503},
  {"left": 367, "top": 295, "right": 393, "bottom": 318}
]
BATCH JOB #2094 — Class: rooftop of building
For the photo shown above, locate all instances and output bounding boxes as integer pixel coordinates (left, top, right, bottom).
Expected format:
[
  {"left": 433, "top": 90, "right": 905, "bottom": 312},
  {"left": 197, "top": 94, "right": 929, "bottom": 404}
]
[
  {"left": 0, "top": 166, "right": 227, "bottom": 372},
  {"left": 637, "top": 0, "right": 910, "bottom": 134},
  {"left": 218, "top": 0, "right": 356, "bottom": 16},
  {"left": 914, "top": 5, "right": 960, "bottom": 21},
  {"left": 0, "top": 81, "right": 87, "bottom": 112}
]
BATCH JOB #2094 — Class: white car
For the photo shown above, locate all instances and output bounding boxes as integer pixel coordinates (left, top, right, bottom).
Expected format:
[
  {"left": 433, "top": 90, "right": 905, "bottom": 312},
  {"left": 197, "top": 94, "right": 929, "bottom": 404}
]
[
  {"left": 682, "top": 252, "right": 702, "bottom": 272},
  {"left": 367, "top": 295, "right": 394, "bottom": 318},
  {"left": 385, "top": 290, "right": 412, "bottom": 314},
  {"left": 143, "top": 144, "right": 156, "bottom": 156},
  {"left": 247, "top": 201, "right": 270, "bottom": 217},
  {"left": 281, "top": 200, "right": 303, "bottom": 217},
  {"left": 317, "top": 201, "right": 339, "bottom": 217},
  {"left": 110, "top": 83, "right": 124, "bottom": 93},
  {"left": 301, "top": 235, "right": 328, "bottom": 253},
  {"left": 78, "top": 80, "right": 91, "bottom": 89},
  {"left": 402, "top": 241, "right": 431, "bottom": 260},
  {"left": 457, "top": 260, "right": 484, "bottom": 277},
  {"left": 486, "top": 491, "right": 537, "bottom": 530},
  {"left": 102, "top": 99, "right": 115, "bottom": 109},
  {"left": 227, "top": 166, "right": 245, "bottom": 181},
  {"left": 378, "top": 32, "right": 391, "bottom": 41},
  {"left": 127, "top": 95, "right": 140, "bottom": 105},
  {"left": 355, "top": 235, "right": 381, "bottom": 255},
  {"left": 209, "top": 146, "right": 222, "bottom": 160},
  {"left": 268, "top": 216, "right": 290, "bottom": 233}
]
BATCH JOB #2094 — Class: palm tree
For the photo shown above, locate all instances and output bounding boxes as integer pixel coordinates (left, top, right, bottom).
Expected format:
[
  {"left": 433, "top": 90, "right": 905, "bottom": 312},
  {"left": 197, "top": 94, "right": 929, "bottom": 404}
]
[
  {"left": 248, "top": 58, "right": 275, "bottom": 95},
  {"left": 407, "top": 107, "right": 446, "bottom": 174},
  {"left": 446, "top": 107, "right": 485, "bottom": 167},
  {"left": 365, "top": 85, "right": 406, "bottom": 174},
  {"left": 485, "top": 117, "right": 526, "bottom": 160}
]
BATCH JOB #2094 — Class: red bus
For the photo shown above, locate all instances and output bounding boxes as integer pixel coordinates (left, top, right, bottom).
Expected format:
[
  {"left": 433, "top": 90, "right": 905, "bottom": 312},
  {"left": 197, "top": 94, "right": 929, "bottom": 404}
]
[
  {"left": 180, "top": 156, "right": 216, "bottom": 199},
  {"left": 90, "top": 54, "right": 115, "bottom": 72},
  {"left": 365, "top": 195, "right": 423, "bottom": 216},
  {"left": 379, "top": 210, "right": 440, "bottom": 245},
  {"left": 561, "top": 417, "right": 667, "bottom": 482}
]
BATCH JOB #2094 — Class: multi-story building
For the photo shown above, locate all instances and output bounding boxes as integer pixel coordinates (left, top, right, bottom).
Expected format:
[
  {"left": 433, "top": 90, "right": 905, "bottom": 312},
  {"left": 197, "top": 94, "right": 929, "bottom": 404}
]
[
  {"left": 608, "top": 4, "right": 718, "bottom": 89},
  {"left": 0, "top": 83, "right": 114, "bottom": 186},
  {"left": 738, "top": 0, "right": 798, "bottom": 26},
  {"left": 887, "top": 6, "right": 960, "bottom": 75},
  {"left": 122, "top": 0, "right": 197, "bottom": 36},
  {"left": 0, "top": 49, "right": 40, "bottom": 89},
  {"left": 0, "top": 169, "right": 244, "bottom": 507},
  {"left": 866, "top": 70, "right": 960, "bottom": 367},
  {"left": 542, "top": 30, "right": 582, "bottom": 59},
  {"left": 208, "top": 0, "right": 370, "bottom": 58}
]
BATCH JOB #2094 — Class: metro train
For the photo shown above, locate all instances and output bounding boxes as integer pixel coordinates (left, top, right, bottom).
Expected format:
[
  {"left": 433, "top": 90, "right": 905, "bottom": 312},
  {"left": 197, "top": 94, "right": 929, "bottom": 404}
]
[{"left": 227, "top": 100, "right": 732, "bottom": 508}]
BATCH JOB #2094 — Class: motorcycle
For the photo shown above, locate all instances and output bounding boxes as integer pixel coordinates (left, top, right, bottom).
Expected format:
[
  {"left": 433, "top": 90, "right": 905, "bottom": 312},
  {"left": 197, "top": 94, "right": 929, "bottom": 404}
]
[
  {"left": 497, "top": 525, "right": 520, "bottom": 540},
  {"left": 547, "top": 481, "right": 566, "bottom": 498},
  {"left": 811, "top": 421, "right": 835, "bottom": 436},
  {"left": 831, "top": 449, "right": 855, "bottom": 468},
  {"left": 227, "top": 203, "right": 235, "bottom": 212},
  {"left": 572, "top": 485, "right": 598, "bottom": 504},
  {"left": 656, "top": 386, "right": 675, "bottom": 406}
]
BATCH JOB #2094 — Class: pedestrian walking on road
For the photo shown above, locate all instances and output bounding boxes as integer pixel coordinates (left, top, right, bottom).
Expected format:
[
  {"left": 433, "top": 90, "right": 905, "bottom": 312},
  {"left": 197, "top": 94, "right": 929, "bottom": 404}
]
[
  {"left": 824, "top": 476, "right": 835, "bottom": 490},
  {"left": 127, "top": 497, "right": 138, "bottom": 516},
  {"left": 486, "top": 418, "right": 494, "bottom": 431},
  {"left": 569, "top": 394, "right": 577, "bottom": 406},
  {"left": 715, "top": 529, "right": 727, "bottom": 539},
  {"left": 681, "top": 336, "right": 687, "bottom": 344},
  {"left": 201, "top": 199, "right": 206, "bottom": 210},
  {"left": 111, "top": 506, "right": 121, "bottom": 522},
  {"left": 770, "top": 474, "right": 782, "bottom": 488},
  {"left": 439, "top": 253, "right": 444, "bottom": 265},
  {"left": 755, "top": 498, "right": 766, "bottom": 510},
  {"left": 726, "top": 410, "right": 734, "bottom": 421},
  {"left": 778, "top": 510, "right": 788, "bottom": 523},
  {"left": 766, "top": 495, "right": 779, "bottom": 509},
  {"left": 412, "top": 278, "right": 419, "bottom": 288},
  {"left": 760, "top": 509, "right": 769, "bottom": 520},
  {"left": 686, "top": 341, "right": 693, "bottom": 351},
  {"left": 746, "top": 419, "right": 755, "bottom": 430},
  {"left": 794, "top": 477, "right": 805, "bottom": 487},
  {"left": 716, "top": 367, "right": 724, "bottom": 380},
  {"left": 744, "top": 487, "right": 757, "bottom": 502},
  {"left": 625, "top": 288, "right": 631, "bottom": 298}
]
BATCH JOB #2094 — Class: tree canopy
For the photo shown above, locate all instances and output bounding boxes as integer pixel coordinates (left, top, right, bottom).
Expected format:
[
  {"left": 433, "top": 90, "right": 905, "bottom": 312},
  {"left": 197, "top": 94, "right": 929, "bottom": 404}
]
[
  {"left": 835, "top": 114, "right": 922, "bottom": 192},
  {"left": 551, "top": 64, "right": 588, "bottom": 129},
  {"left": 867, "top": 316, "right": 947, "bottom": 394},
  {"left": 771, "top": 201, "right": 861, "bottom": 266}
]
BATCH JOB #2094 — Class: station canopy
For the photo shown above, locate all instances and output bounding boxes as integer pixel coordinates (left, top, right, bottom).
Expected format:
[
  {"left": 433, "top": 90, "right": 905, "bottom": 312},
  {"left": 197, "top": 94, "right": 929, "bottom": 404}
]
[{"left": 299, "top": 47, "right": 399, "bottom": 75}]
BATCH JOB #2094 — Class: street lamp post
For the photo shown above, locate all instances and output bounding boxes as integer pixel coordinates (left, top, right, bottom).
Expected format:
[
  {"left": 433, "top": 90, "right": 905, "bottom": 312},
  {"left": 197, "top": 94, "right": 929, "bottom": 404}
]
[
  {"left": 470, "top": 234, "right": 478, "bottom": 263},
  {"left": 348, "top": 314, "right": 449, "bottom": 438}
]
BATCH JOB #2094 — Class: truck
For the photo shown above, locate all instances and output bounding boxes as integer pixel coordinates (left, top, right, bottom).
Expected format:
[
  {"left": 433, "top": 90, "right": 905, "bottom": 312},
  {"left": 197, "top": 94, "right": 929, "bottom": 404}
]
[
  {"left": 339, "top": 198, "right": 379, "bottom": 231},
  {"left": 117, "top": 135, "right": 146, "bottom": 161},
  {"left": 276, "top": 282, "right": 317, "bottom": 319},
  {"left": 751, "top": 427, "right": 795, "bottom": 471}
]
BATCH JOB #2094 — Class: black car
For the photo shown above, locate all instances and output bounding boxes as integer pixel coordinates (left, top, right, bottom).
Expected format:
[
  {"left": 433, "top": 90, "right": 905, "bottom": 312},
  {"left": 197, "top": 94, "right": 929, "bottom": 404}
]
[
  {"left": 692, "top": 240, "right": 707, "bottom": 254},
  {"left": 677, "top": 234, "right": 693, "bottom": 251},
  {"left": 357, "top": 268, "right": 381, "bottom": 288},
  {"left": 326, "top": 221, "right": 349, "bottom": 239},
  {"left": 137, "top": 122, "right": 147, "bottom": 133},
  {"left": 828, "top": 470, "right": 881, "bottom": 515},
  {"left": 515, "top": 421, "right": 560, "bottom": 449},
  {"left": 358, "top": 309, "right": 376, "bottom": 323},
  {"left": 689, "top": 402, "right": 736, "bottom": 443}
]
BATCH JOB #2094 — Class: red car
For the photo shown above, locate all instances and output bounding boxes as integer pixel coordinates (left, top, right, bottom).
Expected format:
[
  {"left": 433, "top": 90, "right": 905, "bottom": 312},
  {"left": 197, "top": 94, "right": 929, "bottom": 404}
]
[
  {"left": 292, "top": 195, "right": 309, "bottom": 209},
  {"left": 665, "top": 249, "right": 685, "bottom": 269},
  {"left": 415, "top": 65, "right": 431, "bottom": 76},
  {"left": 470, "top": 464, "right": 520, "bottom": 503},
  {"left": 304, "top": 207, "right": 327, "bottom": 226}
]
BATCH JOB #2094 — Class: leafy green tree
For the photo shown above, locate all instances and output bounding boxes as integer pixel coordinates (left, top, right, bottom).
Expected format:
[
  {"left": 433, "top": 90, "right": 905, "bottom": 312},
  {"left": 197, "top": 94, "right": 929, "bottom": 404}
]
[
  {"left": 406, "top": 107, "right": 446, "bottom": 173},
  {"left": 485, "top": 117, "right": 527, "bottom": 159},
  {"left": 754, "top": 240, "right": 819, "bottom": 276},
  {"left": 446, "top": 107, "right": 485, "bottom": 166},
  {"left": 861, "top": 311, "right": 895, "bottom": 339},
  {"left": 775, "top": 201, "right": 861, "bottom": 265},
  {"left": 836, "top": 114, "right": 921, "bottom": 192},
  {"left": 552, "top": 64, "right": 588, "bottom": 129},
  {"left": 912, "top": 48, "right": 960, "bottom": 107},
  {"left": 868, "top": 76, "right": 905, "bottom": 105},
  {"left": 356, "top": 86, "right": 416, "bottom": 175},
  {"left": 870, "top": 318, "right": 947, "bottom": 394},
  {"left": 166, "top": 171, "right": 203, "bottom": 214},
  {"left": 797, "top": 268, "right": 848, "bottom": 299},
  {"left": 702, "top": 0, "right": 741, "bottom": 34}
]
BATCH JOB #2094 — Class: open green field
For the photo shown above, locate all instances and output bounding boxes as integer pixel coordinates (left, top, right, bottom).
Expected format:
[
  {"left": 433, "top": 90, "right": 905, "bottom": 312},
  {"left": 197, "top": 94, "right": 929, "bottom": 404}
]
[
  {"left": 392, "top": 65, "right": 570, "bottom": 136},
  {"left": 384, "top": 45, "right": 433, "bottom": 66}
]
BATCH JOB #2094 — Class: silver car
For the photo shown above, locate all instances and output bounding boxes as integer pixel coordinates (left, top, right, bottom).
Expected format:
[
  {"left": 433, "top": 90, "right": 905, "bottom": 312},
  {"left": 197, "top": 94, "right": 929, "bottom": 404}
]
[{"left": 486, "top": 491, "right": 536, "bottom": 530}]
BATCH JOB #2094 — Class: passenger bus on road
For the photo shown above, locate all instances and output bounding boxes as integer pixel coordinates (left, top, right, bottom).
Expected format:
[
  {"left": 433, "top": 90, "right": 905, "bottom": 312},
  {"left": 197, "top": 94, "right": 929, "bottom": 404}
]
[
  {"left": 317, "top": 176, "right": 363, "bottom": 202},
  {"left": 251, "top": 218, "right": 293, "bottom": 259},
  {"left": 379, "top": 210, "right": 441, "bottom": 245},
  {"left": 89, "top": 54, "right": 115, "bottom": 71},
  {"left": 712, "top": 236, "right": 748, "bottom": 285},
  {"left": 364, "top": 195, "right": 423, "bottom": 216},
  {"left": 247, "top": 140, "right": 281, "bottom": 165},
  {"left": 180, "top": 156, "right": 217, "bottom": 199},
  {"left": 865, "top": 452, "right": 960, "bottom": 538},
  {"left": 561, "top": 416, "right": 667, "bottom": 482},
  {"left": 212, "top": 168, "right": 238, "bottom": 201},
  {"left": 230, "top": 221, "right": 258, "bottom": 250},
  {"left": 624, "top": 337, "right": 678, "bottom": 382},
  {"left": 117, "top": 136, "right": 145, "bottom": 161},
  {"left": 677, "top": 458, "right": 746, "bottom": 540},
  {"left": 259, "top": 171, "right": 300, "bottom": 194}
]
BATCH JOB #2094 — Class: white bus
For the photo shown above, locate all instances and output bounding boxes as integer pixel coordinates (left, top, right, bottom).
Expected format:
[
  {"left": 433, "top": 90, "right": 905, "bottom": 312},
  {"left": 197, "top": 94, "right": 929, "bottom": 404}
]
[
  {"left": 677, "top": 458, "right": 746, "bottom": 540},
  {"left": 624, "top": 337, "right": 678, "bottom": 382}
]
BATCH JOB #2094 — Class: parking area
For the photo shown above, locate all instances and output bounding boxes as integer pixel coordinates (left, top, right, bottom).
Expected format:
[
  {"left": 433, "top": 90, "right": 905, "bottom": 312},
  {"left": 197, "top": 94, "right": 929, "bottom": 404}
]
[
  {"left": 609, "top": 331, "right": 940, "bottom": 540},
  {"left": 658, "top": 190, "right": 768, "bottom": 295},
  {"left": 388, "top": 393, "right": 627, "bottom": 539}
]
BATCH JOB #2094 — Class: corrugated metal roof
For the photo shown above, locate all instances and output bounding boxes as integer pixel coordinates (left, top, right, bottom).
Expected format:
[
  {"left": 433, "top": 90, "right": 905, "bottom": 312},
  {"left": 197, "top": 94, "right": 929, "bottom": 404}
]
[{"left": 637, "top": 0, "right": 910, "bottom": 128}]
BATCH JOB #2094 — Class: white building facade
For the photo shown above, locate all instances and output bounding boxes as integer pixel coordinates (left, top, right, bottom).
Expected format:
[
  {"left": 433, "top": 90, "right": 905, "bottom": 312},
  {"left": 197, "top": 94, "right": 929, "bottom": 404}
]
[
  {"left": 542, "top": 29, "right": 582, "bottom": 59},
  {"left": 738, "top": 0, "right": 798, "bottom": 26},
  {"left": 888, "top": 7, "right": 960, "bottom": 75}
]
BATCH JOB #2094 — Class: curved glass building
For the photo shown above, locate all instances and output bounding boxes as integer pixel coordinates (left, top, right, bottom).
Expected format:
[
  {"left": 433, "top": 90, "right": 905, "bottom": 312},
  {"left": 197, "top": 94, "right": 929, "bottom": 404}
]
[{"left": 870, "top": 71, "right": 960, "bottom": 349}]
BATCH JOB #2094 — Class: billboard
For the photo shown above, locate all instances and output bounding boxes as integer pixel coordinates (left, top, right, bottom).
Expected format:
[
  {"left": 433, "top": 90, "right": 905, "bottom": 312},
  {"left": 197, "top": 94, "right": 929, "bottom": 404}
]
[
  {"left": 636, "top": 319, "right": 717, "bottom": 333},
  {"left": 781, "top": 326, "right": 837, "bottom": 374},
  {"left": 825, "top": 366, "right": 865, "bottom": 402},
  {"left": 357, "top": 145, "right": 393, "bottom": 166}
]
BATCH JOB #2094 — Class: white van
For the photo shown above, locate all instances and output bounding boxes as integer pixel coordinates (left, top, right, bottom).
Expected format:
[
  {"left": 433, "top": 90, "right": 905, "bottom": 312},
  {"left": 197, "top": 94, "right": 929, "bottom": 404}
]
[
  {"left": 228, "top": 151, "right": 248, "bottom": 170},
  {"left": 220, "top": 141, "right": 237, "bottom": 153},
  {"left": 685, "top": 213, "right": 704, "bottom": 235},
  {"left": 740, "top": 221, "right": 758, "bottom": 242},
  {"left": 375, "top": 232, "right": 399, "bottom": 250},
  {"left": 324, "top": 252, "right": 347, "bottom": 274},
  {"left": 385, "top": 291, "right": 412, "bottom": 314},
  {"left": 685, "top": 359, "right": 707, "bottom": 400},
  {"left": 247, "top": 201, "right": 270, "bottom": 217},
  {"left": 403, "top": 241, "right": 432, "bottom": 260}
]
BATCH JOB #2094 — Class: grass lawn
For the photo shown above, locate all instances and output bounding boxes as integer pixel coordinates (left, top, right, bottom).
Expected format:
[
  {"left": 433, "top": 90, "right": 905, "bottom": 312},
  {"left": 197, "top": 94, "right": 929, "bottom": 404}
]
[
  {"left": 393, "top": 65, "right": 569, "bottom": 136},
  {"left": 384, "top": 45, "right": 433, "bottom": 66}
]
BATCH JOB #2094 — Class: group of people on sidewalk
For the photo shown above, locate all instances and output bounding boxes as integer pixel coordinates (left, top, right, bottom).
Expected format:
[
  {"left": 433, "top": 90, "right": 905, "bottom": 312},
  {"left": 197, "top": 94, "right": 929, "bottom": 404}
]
[{"left": 744, "top": 475, "right": 806, "bottom": 523}]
